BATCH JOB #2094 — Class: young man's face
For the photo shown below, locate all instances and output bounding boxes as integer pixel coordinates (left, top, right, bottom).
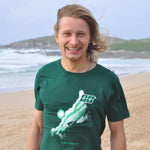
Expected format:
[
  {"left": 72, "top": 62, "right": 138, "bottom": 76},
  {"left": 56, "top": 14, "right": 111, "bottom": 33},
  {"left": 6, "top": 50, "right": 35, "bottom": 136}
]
[{"left": 55, "top": 17, "right": 91, "bottom": 62}]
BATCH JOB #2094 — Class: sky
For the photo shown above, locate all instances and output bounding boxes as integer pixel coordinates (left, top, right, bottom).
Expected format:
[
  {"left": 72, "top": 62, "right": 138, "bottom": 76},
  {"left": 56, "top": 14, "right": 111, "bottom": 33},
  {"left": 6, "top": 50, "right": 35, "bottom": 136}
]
[{"left": 0, "top": 0, "right": 150, "bottom": 45}]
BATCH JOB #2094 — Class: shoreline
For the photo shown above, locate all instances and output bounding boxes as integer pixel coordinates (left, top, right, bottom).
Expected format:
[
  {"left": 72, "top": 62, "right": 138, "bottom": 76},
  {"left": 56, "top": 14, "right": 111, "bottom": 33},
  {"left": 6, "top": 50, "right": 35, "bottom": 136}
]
[
  {"left": 0, "top": 71, "right": 149, "bottom": 94},
  {"left": 0, "top": 72, "right": 150, "bottom": 150},
  {"left": 1, "top": 69, "right": 150, "bottom": 94},
  {"left": 0, "top": 71, "right": 148, "bottom": 94},
  {"left": 0, "top": 87, "right": 33, "bottom": 94}
]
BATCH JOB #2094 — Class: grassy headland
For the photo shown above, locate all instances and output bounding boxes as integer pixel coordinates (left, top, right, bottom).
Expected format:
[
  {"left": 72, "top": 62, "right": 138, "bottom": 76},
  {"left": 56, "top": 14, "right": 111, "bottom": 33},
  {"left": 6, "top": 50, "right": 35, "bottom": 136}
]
[{"left": 110, "top": 38, "right": 150, "bottom": 51}]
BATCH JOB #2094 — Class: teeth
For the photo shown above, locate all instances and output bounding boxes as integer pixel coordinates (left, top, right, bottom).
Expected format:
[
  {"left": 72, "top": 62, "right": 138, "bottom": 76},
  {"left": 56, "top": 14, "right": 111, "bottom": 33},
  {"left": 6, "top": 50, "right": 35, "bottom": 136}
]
[{"left": 67, "top": 47, "right": 80, "bottom": 51}]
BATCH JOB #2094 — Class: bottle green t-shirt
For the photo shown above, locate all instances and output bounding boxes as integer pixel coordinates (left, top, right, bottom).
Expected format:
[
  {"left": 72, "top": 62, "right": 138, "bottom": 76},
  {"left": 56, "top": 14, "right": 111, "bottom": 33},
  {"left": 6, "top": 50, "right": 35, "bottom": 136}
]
[{"left": 35, "top": 59, "right": 130, "bottom": 150}]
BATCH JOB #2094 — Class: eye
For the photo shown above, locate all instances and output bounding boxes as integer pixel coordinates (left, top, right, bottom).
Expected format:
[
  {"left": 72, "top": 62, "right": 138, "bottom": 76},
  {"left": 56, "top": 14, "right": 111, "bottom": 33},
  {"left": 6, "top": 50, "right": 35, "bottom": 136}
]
[
  {"left": 77, "top": 33, "right": 85, "bottom": 36},
  {"left": 64, "top": 32, "right": 71, "bottom": 36}
]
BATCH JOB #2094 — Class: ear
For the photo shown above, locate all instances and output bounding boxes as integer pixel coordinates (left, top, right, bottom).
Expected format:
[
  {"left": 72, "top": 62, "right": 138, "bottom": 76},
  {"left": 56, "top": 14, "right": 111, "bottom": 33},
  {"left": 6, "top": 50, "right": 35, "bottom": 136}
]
[{"left": 55, "top": 32, "right": 59, "bottom": 43}]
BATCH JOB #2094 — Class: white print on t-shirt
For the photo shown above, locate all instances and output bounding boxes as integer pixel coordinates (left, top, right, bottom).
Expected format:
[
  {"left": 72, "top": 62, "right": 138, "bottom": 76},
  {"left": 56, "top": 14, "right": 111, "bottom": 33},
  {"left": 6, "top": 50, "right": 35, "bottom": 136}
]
[{"left": 50, "top": 90, "right": 96, "bottom": 138}]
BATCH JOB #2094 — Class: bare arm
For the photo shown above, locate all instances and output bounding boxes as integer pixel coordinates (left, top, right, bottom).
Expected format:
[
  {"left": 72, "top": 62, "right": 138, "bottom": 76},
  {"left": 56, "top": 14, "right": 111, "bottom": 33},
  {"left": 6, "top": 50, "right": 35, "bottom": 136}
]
[
  {"left": 27, "top": 109, "right": 43, "bottom": 150},
  {"left": 108, "top": 120, "right": 127, "bottom": 150}
]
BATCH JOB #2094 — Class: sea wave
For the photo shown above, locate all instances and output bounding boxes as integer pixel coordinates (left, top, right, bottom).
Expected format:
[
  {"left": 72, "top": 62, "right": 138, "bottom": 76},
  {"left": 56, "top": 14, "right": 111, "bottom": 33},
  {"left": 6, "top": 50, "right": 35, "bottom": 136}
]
[
  {"left": 0, "top": 48, "right": 61, "bottom": 74},
  {"left": 0, "top": 48, "right": 150, "bottom": 93}
]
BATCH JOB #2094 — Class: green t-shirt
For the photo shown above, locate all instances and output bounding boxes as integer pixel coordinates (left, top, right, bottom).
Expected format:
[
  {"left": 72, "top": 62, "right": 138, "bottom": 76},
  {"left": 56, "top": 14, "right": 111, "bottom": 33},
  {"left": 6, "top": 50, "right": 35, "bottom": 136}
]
[{"left": 35, "top": 59, "right": 130, "bottom": 150}]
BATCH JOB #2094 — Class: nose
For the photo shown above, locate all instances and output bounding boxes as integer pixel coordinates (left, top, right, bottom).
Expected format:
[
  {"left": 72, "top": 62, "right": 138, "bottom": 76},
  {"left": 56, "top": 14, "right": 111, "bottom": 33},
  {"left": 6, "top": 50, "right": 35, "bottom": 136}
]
[{"left": 70, "top": 34, "right": 79, "bottom": 46}]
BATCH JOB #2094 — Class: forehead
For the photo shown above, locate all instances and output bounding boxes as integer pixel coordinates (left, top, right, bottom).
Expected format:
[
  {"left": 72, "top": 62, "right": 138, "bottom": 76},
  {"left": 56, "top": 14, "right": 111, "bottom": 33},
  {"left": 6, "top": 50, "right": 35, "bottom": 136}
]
[{"left": 59, "top": 17, "right": 90, "bottom": 33}]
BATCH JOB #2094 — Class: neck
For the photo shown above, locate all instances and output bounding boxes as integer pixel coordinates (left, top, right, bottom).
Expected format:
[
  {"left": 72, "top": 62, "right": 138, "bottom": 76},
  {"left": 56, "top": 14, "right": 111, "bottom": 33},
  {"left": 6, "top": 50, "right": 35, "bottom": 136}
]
[{"left": 61, "top": 58, "right": 96, "bottom": 73}]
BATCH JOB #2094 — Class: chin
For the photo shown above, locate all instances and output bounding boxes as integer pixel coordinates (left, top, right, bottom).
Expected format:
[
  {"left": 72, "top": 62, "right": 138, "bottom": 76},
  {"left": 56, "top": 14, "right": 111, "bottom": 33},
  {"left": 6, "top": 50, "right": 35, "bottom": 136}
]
[
  {"left": 66, "top": 57, "right": 81, "bottom": 62},
  {"left": 64, "top": 53, "right": 82, "bottom": 61}
]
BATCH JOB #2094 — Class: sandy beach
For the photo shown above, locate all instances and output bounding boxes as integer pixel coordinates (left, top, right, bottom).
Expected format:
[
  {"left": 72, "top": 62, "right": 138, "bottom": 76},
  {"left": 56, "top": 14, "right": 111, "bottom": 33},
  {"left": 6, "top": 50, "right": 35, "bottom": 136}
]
[{"left": 0, "top": 72, "right": 150, "bottom": 150}]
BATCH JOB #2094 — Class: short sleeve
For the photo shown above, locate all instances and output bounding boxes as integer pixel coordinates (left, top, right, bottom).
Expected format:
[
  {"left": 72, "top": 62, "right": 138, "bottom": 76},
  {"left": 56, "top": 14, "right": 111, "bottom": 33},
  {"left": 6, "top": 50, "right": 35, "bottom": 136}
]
[
  {"left": 34, "top": 71, "right": 44, "bottom": 111},
  {"left": 107, "top": 77, "right": 130, "bottom": 122}
]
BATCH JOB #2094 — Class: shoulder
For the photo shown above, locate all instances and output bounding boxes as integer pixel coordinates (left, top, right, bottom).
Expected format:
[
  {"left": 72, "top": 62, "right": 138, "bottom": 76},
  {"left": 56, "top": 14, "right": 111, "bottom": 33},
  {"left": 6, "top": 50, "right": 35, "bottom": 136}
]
[
  {"left": 35, "top": 59, "right": 60, "bottom": 85},
  {"left": 38, "top": 59, "right": 59, "bottom": 75},
  {"left": 96, "top": 64, "right": 119, "bottom": 82}
]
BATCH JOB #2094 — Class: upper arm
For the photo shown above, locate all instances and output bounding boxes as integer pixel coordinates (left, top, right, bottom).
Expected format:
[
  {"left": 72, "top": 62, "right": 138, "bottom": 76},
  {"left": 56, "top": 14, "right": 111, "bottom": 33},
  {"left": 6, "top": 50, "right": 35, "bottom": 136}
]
[
  {"left": 108, "top": 121, "right": 127, "bottom": 150},
  {"left": 27, "top": 109, "right": 43, "bottom": 150},
  {"left": 33, "top": 109, "right": 43, "bottom": 131},
  {"left": 108, "top": 120, "right": 125, "bottom": 134}
]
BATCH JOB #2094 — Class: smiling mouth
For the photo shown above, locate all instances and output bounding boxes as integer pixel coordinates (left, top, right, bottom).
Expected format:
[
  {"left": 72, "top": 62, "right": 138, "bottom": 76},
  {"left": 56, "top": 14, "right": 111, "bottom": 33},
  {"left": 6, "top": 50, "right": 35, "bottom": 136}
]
[{"left": 66, "top": 47, "right": 81, "bottom": 51}]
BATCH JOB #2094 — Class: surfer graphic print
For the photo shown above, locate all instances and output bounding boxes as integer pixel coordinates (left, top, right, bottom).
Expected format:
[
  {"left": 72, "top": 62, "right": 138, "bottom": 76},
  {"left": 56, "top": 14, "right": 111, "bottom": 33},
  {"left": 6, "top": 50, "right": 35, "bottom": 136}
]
[{"left": 51, "top": 90, "right": 96, "bottom": 138}]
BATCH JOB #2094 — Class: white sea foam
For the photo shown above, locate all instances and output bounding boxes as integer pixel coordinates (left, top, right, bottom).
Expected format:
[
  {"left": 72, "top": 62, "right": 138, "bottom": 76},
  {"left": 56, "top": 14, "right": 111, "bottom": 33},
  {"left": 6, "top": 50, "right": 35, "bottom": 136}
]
[
  {"left": 0, "top": 48, "right": 60, "bottom": 74},
  {"left": 0, "top": 48, "right": 150, "bottom": 93},
  {"left": 98, "top": 58, "right": 150, "bottom": 75}
]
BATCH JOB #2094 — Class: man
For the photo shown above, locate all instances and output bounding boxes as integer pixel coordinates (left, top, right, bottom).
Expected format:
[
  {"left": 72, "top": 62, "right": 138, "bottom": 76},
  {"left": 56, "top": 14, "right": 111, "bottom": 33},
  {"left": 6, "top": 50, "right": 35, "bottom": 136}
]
[{"left": 27, "top": 4, "right": 130, "bottom": 150}]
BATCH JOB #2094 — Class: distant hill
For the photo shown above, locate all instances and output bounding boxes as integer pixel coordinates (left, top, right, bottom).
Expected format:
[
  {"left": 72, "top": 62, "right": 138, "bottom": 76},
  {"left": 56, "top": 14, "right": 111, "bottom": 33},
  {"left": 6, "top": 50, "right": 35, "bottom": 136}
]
[
  {"left": 110, "top": 38, "right": 150, "bottom": 51},
  {"left": 108, "top": 37, "right": 127, "bottom": 44},
  {"left": 0, "top": 36, "right": 150, "bottom": 51},
  {"left": 0, "top": 35, "right": 59, "bottom": 49}
]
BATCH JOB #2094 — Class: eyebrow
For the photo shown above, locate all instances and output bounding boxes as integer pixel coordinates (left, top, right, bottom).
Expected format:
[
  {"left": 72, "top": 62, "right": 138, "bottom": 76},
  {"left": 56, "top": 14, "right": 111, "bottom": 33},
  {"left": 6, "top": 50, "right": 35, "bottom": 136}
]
[{"left": 62, "top": 29, "right": 87, "bottom": 33}]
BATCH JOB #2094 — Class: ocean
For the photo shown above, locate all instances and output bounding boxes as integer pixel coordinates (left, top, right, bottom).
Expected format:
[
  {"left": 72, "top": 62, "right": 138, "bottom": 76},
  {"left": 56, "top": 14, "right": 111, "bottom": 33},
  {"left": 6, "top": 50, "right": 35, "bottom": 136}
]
[{"left": 0, "top": 48, "right": 150, "bottom": 93}]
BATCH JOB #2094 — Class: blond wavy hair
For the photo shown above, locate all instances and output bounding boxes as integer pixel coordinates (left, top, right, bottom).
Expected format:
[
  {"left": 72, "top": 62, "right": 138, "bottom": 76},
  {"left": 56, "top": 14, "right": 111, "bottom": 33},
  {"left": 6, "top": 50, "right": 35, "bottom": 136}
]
[{"left": 54, "top": 4, "right": 108, "bottom": 62}]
